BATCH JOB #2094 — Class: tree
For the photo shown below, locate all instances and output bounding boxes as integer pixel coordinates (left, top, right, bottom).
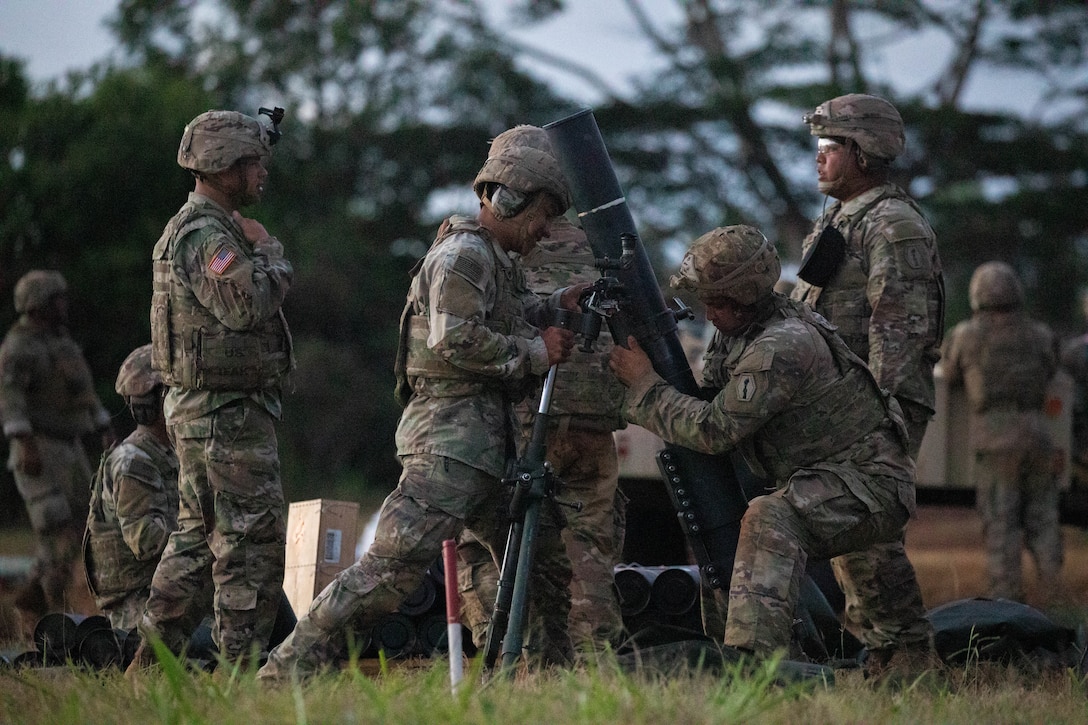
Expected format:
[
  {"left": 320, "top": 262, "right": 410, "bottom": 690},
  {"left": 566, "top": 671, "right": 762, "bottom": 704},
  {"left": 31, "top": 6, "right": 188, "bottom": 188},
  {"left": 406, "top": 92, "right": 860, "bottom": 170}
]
[{"left": 499, "top": 0, "right": 1088, "bottom": 329}]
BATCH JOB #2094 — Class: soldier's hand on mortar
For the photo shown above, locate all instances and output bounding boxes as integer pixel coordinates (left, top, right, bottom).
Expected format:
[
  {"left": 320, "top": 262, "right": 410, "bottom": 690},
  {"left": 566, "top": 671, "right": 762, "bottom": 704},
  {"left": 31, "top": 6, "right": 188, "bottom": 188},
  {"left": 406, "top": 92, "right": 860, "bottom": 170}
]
[
  {"left": 233, "top": 210, "right": 273, "bottom": 245},
  {"left": 541, "top": 326, "right": 575, "bottom": 367},
  {"left": 610, "top": 336, "right": 653, "bottom": 387},
  {"left": 559, "top": 282, "right": 593, "bottom": 311}
]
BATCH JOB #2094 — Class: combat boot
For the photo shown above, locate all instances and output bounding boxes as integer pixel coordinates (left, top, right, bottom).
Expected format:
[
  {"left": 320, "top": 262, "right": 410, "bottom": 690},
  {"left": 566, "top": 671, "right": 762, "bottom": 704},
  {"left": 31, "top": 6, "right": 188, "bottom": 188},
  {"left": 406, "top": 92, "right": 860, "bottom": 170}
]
[
  {"left": 864, "top": 644, "right": 947, "bottom": 689},
  {"left": 123, "top": 640, "right": 159, "bottom": 679}
]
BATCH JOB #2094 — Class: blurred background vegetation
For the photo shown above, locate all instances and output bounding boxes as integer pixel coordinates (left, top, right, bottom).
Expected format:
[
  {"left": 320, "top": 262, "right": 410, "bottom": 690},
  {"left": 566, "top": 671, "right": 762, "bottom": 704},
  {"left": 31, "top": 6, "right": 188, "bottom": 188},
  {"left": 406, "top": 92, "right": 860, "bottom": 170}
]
[{"left": 0, "top": 0, "right": 1085, "bottom": 516}]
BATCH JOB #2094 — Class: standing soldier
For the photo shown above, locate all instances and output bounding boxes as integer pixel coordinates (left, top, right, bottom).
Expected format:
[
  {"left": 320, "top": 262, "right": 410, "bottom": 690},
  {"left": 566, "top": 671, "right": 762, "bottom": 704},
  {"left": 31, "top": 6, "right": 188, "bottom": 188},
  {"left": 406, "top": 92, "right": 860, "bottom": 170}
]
[
  {"left": 610, "top": 226, "right": 928, "bottom": 673},
  {"left": 942, "top": 262, "right": 1063, "bottom": 602},
  {"left": 790, "top": 94, "right": 942, "bottom": 672},
  {"left": 84, "top": 344, "right": 188, "bottom": 631},
  {"left": 129, "top": 108, "right": 293, "bottom": 669},
  {"left": 0, "top": 270, "right": 115, "bottom": 621},
  {"left": 1059, "top": 292, "right": 1088, "bottom": 480},
  {"left": 258, "top": 125, "right": 580, "bottom": 680},
  {"left": 458, "top": 214, "right": 628, "bottom": 652}
]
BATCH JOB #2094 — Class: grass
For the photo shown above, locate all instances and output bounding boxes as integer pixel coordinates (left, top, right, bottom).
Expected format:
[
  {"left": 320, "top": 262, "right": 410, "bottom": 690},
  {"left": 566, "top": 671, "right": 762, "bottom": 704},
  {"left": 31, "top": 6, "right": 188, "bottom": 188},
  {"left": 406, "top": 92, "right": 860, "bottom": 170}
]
[
  {"left": 3, "top": 506, "right": 1088, "bottom": 723},
  {"left": 2, "top": 648, "right": 1088, "bottom": 725}
]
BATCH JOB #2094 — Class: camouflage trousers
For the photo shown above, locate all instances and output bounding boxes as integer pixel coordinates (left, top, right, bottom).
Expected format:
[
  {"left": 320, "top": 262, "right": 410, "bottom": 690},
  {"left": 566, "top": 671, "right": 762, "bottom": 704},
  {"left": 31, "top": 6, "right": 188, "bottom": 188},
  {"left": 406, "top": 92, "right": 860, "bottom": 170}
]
[
  {"left": 458, "top": 427, "right": 625, "bottom": 650},
  {"left": 725, "top": 466, "right": 924, "bottom": 656},
  {"left": 140, "top": 400, "right": 286, "bottom": 661},
  {"left": 258, "top": 453, "right": 572, "bottom": 680},
  {"left": 974, "top": 448, "right": 1063, "bottom": 602},
  {"left": 829, "top": 405, "right": 933, "bottom": 654},
  {"left": 10, "top": 435, "right": 92, "bottom": 610}
]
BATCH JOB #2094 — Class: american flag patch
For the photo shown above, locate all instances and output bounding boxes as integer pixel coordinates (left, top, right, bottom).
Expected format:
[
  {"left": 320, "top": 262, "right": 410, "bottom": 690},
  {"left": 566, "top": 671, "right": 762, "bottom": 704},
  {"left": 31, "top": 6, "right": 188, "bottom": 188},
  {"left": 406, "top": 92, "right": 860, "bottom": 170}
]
[{"left": 208, "top": 245, "right": 237, "bottom": 274}]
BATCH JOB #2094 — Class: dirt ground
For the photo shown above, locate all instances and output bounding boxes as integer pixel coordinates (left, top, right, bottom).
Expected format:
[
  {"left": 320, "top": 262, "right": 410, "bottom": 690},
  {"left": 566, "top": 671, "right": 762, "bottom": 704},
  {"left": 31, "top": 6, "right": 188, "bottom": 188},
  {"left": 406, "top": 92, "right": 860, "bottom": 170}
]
[
  {"left": 906, "top": 505, "right": 1088, "bottom": 615},
  {"left": 2, "top": 504, "right": 1086, "bottom": 649}
]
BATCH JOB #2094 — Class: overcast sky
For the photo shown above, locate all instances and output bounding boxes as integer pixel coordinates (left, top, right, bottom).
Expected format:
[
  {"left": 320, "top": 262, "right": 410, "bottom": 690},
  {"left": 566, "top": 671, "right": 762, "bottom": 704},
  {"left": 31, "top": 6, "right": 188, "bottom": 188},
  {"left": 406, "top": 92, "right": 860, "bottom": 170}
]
[{"left": 0, "top": 0, "right": 1057, "bottom": 117}]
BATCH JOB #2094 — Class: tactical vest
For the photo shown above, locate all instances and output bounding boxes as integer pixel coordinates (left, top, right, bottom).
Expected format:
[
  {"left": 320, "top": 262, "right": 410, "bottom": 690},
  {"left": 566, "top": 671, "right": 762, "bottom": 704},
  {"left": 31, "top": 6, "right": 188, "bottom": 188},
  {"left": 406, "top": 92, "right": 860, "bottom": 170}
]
[
  {"left": 802, "top": 186, "right": 943, "bottom": 361},
  {"left": 705, "top": 297, "right": 900, "bottom": 480},
  {"left": 151, "top": 200, "right": 292, "bottom": 390},
  {"left": 0, "top": 324, "right": 100, "bottom": 438},
  {"left": 83, "top": 437, "right": 176, "bottom": 605},
  {"left": 516, "top": 240, "right": 626, "bottom": 428},
  {"left": 961, "top": 315, "right": 1052, "bottom": 414},
  {"left": 394, "top": 217, "right": 528, "bottom": 404}
]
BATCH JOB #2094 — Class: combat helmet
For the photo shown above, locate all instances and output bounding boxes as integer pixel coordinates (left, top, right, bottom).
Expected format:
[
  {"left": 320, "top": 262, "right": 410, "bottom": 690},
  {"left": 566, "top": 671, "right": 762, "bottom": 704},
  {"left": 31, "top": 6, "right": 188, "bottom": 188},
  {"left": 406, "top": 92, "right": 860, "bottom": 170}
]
[
  {"left": 804, "top": 93, "right": 905, "bottom": 161},
  {"left": 178, "top": 109, "right": 276, "bottom": 175},
  {"left": 473, "top": 125, "right": 572, "bottom": 216},
  {"left": 13, "top": 270, "right": 67, "bottom": 314},
  {"left": 115, "top": 344, "right": 162, "bottom": 399},
  {"left": 670, "top": 225, "right": 781, "bottom": 306},
  {"left": 116, "top": 344, "right": 163, "bottom": 425},
  {"left": 969, "top": 261, "right": 1024, "bottom": 311}
]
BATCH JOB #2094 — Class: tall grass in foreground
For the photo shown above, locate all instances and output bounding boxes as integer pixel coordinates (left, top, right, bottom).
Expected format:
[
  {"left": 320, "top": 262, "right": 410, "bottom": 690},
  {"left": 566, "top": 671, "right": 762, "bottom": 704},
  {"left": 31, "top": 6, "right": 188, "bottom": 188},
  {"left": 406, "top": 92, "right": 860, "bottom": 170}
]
[{"left": 2, "top": 649, "right": 1088, "bottom": 725}]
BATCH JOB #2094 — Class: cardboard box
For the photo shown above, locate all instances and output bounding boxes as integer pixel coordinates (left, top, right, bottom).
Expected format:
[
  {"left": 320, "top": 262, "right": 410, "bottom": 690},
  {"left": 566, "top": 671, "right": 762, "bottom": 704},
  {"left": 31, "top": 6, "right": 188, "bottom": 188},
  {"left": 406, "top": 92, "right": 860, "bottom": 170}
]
[{"left": 282, "top": 499, "right": 360, "bottom": 617}]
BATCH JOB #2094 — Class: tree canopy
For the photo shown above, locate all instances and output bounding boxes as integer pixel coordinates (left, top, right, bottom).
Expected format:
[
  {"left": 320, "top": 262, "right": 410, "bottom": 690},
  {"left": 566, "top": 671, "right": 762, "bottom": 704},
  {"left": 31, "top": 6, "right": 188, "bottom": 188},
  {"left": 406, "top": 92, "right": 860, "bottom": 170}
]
[{"left": 1, "top": 0, "right": 1085, "bottom": 504}]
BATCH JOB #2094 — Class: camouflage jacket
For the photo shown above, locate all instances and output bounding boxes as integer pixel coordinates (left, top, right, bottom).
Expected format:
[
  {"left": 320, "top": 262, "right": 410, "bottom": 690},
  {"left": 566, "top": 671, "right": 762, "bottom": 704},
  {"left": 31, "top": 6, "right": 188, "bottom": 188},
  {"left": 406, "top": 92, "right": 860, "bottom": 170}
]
[
  {"left": 0, "top": 318, "right": 110, "bottom": 439},
  {"left": 394, "top": 215, "right": 553, "bottom": 477},
  {"left": 514, "top": 217, "right": 627, "bottom": 432},
  {"left": 625, "top": 295, "right": 914, "bottom": 495},
  {"left": 792, "top": 183, "right": 944, "bottom": 414},
  {"left": 84, "top": 428, "right": 179, "bottom": 606},
  {"left": 151, "top": 192, "right": 293, "bottom": 424},
  {"left": 942, "top": 310, "right": 1057, "bottom": 452}
]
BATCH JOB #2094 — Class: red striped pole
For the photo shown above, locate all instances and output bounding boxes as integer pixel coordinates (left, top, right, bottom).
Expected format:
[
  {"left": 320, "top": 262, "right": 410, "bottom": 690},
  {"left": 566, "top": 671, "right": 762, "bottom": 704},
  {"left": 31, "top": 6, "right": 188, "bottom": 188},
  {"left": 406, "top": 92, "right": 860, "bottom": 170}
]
[{"left": 442, "top": 539, "right": 463, "bottom": 691}]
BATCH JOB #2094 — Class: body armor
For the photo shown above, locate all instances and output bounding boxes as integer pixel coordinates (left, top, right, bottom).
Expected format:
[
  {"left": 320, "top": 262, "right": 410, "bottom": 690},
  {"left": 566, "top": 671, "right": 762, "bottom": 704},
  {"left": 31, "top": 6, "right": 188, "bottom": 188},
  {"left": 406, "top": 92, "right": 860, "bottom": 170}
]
[
  {"left": 83, "top": 432, "right": 179, "bottom": 607},
  {"left": 704, "top": 297, "right": 900, "bottom": 482},
  {"left": 395, "top": 216, "right": 530, "bottom": 403},
  {"left": 151, "top": 199, "right": 292, "bottom": 390}
]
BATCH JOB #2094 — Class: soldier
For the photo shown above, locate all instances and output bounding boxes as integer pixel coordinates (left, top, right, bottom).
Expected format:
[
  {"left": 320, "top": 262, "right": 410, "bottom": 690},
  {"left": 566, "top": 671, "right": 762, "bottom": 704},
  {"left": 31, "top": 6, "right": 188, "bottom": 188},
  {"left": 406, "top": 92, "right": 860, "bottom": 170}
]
[
  {"left": 84, "top": 344, "right": 186, "bottom": 631},
  {"left": 790, "top": 93, "right": 941, "bottom": 670},
  {"left": 1059, "top": 291, "right": 1088, "bottom": 478},
  {"left": 257, "top": 125, "right": 580, "bottom": 680},
  {"left": 0, "top": 270, "right": 115, "bottom": 620},
  {"left": 610, "top": 225, "right": 926, "bottom": 669},
  {"left": 458, "top": 215, "right": 628, "bottom": 651},
  {"left": 942, "top": 262, "right": 1063, "bottom": 602},
  {"left": 129, "top": 108, "right": 294, "bottom": 668}
]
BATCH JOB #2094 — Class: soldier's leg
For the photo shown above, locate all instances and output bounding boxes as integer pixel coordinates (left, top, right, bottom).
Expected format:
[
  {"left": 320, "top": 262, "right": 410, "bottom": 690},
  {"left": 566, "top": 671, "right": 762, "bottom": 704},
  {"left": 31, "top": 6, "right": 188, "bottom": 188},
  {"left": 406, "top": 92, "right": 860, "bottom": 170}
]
[
  {"left": 259, "top": 456, "right": 483, "bottom": 679},
  {"left": 831, "top": 540, "right": 931, "bottom": 651},
  {"left": 1021, "top": 449, "right": 1064, "bottom": 600},
  {"left": 11, "top": 437, "right": 89, "bottom": 613},
  {"left": 203, "top": 401, "right": 286, "bottom": 661},
  {"left": 455, "top": 529, "right": 497, "bottom": 648},
  {"left": 724, "top": 493, "right": 808, "bottom": 655},
  {"left": 831, "top": 406, "right": 935, "bottom": 662},
  {"left": 974, "top": 450, "right": 1023, "bottom": 600},
  {"left": 140, "top": 420, "right": 218, "bottom": 653},
  {"left": 551, "top": 429, "right": 624, "bottom": 649}
]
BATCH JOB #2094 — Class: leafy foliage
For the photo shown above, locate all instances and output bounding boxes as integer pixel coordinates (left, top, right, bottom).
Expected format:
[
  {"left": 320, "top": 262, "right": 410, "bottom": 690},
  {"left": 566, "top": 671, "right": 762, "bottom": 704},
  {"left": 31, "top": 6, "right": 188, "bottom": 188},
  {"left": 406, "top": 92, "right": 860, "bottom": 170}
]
[{"left": 0, "top": 0, "right": 1085, "bottom": 498}]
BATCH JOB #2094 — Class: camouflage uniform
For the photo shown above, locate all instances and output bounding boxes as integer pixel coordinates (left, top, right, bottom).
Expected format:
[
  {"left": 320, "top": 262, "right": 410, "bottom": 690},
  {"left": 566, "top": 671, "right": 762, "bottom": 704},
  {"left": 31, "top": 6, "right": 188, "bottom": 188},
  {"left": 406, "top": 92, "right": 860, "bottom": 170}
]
[
  {"left": 942, "top": 262, "right": 1062, "bottom": 601},
  {"left": 84, "top": 429, "right": 180, "bottom": 630},
  {"left": 259, "top": 213, "right": 573, "bottom": 679},
  {"left": 625, "top": 292, "right": 917, "bottom": 655},
  {"left": 458, "top": 216, "right": 628, "bottom": 649},
  {"left": 791, "top": 94, "right": 940, "bottom": 654},
  {"left": 0, "top": 270, "right": 111, "bottom": 613},
  {"left": 1059, "top": 331, "right": 1088, "bottom": 471},
  {"left": 140, "top": 110, "right": 293, "bottom": 661}
]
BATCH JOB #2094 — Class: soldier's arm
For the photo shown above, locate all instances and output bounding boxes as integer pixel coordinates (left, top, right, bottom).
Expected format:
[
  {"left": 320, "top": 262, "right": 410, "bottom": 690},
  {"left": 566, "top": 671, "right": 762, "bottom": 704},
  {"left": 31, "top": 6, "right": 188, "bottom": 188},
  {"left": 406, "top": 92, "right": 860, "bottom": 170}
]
[
  {"left": 427, "top": 240, "right": 550, "bottom": 380},
  {"left": 181, "top": 227, "right": 293, "bottom": 331},
  {"left": 112, "top": 453, "right": 175, "bottom": 561},
  {"left": 622, "top": 331, "right": 809, "bottom": 454},
  {"left": 864, "top": 211, "right": 938, "bottom": 395}
]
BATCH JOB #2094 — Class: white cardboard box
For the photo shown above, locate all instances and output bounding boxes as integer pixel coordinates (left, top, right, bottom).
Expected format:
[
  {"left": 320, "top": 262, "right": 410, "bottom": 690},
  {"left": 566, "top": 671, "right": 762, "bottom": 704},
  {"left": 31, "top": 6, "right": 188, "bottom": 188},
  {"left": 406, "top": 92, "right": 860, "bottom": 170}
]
[{"left": 282, "top": 499, "right": 360, "bottom": 617}]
